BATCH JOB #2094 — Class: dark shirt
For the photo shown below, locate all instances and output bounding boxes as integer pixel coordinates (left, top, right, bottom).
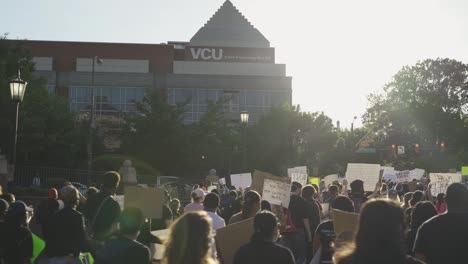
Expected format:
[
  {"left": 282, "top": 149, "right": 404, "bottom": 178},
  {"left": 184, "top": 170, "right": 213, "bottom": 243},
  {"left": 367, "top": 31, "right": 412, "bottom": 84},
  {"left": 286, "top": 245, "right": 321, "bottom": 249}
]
[
  {"left": 0, "top": 223, "right": 33, "bottom": 264},
  {"left": 315, "top": 220, "right": 335, "bottom": 263},
  {"left": 289, "top": 195, "right": 307, "bottom": 229},
  {"left": 96, "top": 234, "right": 151, "bottom": 264},
  {"left": 305, "top": 198, "right": 321, "bottom": 238},
  {"left": 36, "top": 198, "right": 59, "bottom": 246},
  {"left": 137, "top": 205, "right": 172, "bottom": 247},
  {"left": 47, "top": 206, "right": 91, "bottom": 257},
  {"left": 233, "top": 238, "right": 295, "bottom": 264},
  {"left": 337, "top": 254, "right": 423, "bottom": 264},
  {"left": 84, "top": 191, "right": 121, "bottom": 240},
  {"left": 413, "top": 212, "right": 468, "bottom": 264},
  {"left": 349, "top": 193, "right": 367, "bottom": 213},
  {"left": 406, "top": 227, "right": 418, "bottom": 254}
]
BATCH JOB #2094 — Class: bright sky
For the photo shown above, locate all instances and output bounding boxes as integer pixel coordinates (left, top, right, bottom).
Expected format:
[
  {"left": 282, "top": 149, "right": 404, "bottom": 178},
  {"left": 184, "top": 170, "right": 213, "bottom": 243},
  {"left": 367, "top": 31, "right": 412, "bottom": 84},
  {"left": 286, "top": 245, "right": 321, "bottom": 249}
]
[{"left": 2, "top": 0, "right": 468, "bottom": 127}]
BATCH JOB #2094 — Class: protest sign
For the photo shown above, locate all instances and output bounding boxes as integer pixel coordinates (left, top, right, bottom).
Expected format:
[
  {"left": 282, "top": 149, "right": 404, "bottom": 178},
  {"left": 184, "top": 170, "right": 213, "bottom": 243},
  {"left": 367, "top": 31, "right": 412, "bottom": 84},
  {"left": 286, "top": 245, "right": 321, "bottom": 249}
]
[
  {"left": 113, "top": 195, "right": 124, "bottom": 211},
  {"left": 230, "top": 173, "right": 252, "bottom": 190},
  {"left": 323, "top": 174, "right": 339, "bottom": 188},
  {"left": 216, "top": 217, "right": 255, "bottom": 264},
  {"left": 263, "top": 178, "right": 291, "bottom": 208},
  {"left": 462, "top": 167, "right": 468, "bottom": 176},
  {"left": 125, "top": 186, "right": 164, "bottom": 218},
  {"left": 409, "top": 169, "right": 425, "bottom": 180},
  {"left": 382, "top": 167, "right": 397, "bottom": 182},
  {"left": 332, "top": 209, "right": 359, "bottom": 237},
  {"left": 309, "top": 177, "right": 320, "bottom": 186},
  {"left": 321, "top": 203, "right": 330, "bottom": 218},
  {"left": 288, "top": 166, "right": 308, "bottom": 185},
  {"left": 208, "top": 185, "right": 217, "bottom": 192},
  {"left": 151, "top": 229, "right": 170, "bottom": 260},
  {"left": 219, "top": 178, "right": 226, "bottom": 185},
  {"left": 395, "top": 170, "right": 410, "bottom": 183},
  {"left": 345, "top": 163, "right": 381, "bottom": 191},
  {"left": 251, "top": 170, "right": 290, "bottom": 195},
  {"left": 430, "top": 173, "right": 462, "bottom": 196}
]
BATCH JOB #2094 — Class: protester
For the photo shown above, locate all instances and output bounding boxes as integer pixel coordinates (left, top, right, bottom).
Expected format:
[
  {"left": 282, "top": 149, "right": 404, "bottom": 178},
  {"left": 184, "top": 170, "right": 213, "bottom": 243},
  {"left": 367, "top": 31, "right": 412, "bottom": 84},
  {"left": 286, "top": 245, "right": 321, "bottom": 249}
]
[
  {"left": 0, "top": 198, "right": 8, "bottom": 224},
  {"left": 0, "top": 201, "right": 33, "bottom": 264},
  {"left": 170, "top": 198, "right": 182, "bottom": 219},
  {"left": 162, "top": 211, "right": 217, "bottom": 264},
  {"left": 96, "top": 207, "right": 151, "bottom": 264},
  {"left": 233, "top": 210, "right": 295, "bottom": 264},
  {"left": 388, "top": 189, "right": 401, "bottom": 203},
  {"left": 409, "top": 190, "right": 424, "bottom": 208},
  {"left": 279, "top": 182, "right": 311, "bottom": 264},
  {"left": 86, "top": 186, "right": 99, "bottom": 198},
  {"left": 435, "top": 193, "right": 447, "bottom": 214},
  {"left": 203, "top": 192, "right": 226, "bottom": 230},
  {"left": 261, "top": 200, "right": 272, "bottom": 211},
  {"left": 413, "top": 183, "right": 468, "bottom": 263},
  {"left": 184, "top": 188, "right": 205, "bottom": 213},
  {"left": 229, "top": 190, "right": 261, "bottom": 225},
  {"left": 325, "top": 185, "right": 339, "bottom": 203},
  {"left": 301, "top": 184, "right": 320, "bottom": 262},
  {"left": 335, "top": 199, "right": 423, "bottom": 264},
  {"left": 0, "top": 192, "right": 15, "bottom": 204},
  {"left": 84, "top": 171, "right": 121, "bottom": 243},
  {"left": 402, "top": 192, "right": 413, "bottom": 211},
  {"left": 348, "top": 180, "right": 368, "bottom": 213},
  {"left": 36, "top": 188, "right": 60, "bottom": 255},
  {"left": 312, "top": 195, "right": 354, "bottom": 264},
  {"left": 406, "top": 201, "right": 437, "bottom": 254}
]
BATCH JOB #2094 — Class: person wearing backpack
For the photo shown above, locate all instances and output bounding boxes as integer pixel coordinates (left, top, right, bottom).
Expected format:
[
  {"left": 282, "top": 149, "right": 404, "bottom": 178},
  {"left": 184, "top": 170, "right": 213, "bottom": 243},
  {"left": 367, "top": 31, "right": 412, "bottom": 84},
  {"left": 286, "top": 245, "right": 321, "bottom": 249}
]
[{"left": 279, "top": 182, "right": 312, "bottom": 264}]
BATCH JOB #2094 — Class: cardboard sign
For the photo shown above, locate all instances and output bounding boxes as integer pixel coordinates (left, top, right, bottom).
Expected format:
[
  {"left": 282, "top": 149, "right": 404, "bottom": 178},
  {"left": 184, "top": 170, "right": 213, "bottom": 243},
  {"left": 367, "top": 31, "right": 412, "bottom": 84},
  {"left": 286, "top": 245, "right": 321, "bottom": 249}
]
[
  {"left": 409, "top": 169, "right": 425, "bottom": 180},
  {"left": 430, "top": 173, "right": 462, "bottom": 196},
  {"left": 332, "top": 209, "right": 359, "bottom": 237},
  {"left": 125, "top": 186, "right": 164, "bottom": 219},
  {"left": 395, "top": 170, "right": 410, "bottom": 183},
  {"left": 216, "top": 217, "right": 255, "bottom": 264},
  {"left": 288, "top": 166, "right": 308, "bottom": 185},
  {"left": 323, "top": 174, "right": 339, "bottom": 188},
  {"left": 219, "top": 178, "right": 226, "bottom": 185},
  {"left": 262, "top": 179, "right": 291, "bottom": 208},
  {"left": 151, "top": 229, "right": 170, "bottom": 260},
  {"left": 113, "top": 195, "right": 125, "bottom": 211},
  {"left": 230, "top": 173, "right": 252, "bottom": 190},
  {"left": 462, "top": 167, "right": 468, "bottom": 176},
  {"left": 251, "top": 170, "right": 290, "bottom": 195},
  {"left": 345, "top": 163, "right": 381, "bottom": 191}
]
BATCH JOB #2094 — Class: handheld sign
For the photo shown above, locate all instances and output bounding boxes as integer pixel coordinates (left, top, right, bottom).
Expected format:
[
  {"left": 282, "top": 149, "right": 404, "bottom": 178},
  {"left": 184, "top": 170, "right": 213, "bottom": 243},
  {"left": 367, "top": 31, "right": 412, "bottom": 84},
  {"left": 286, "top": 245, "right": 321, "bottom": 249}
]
[
  {"left": 230, "top": 173, "right": 252, "bottom": 190},
  {"left": 395, "top": 170, "right": 410, "bottom": 183},
  {"left": 216, "top": 217, "right": 255, "bottom": 264},
  {"left": 462, "top": 167, "right": 468, "bottom": 176},
  {"left": 262, "top": 178, "right": 291, "bottom": 208},
  {"left": 251, "top": 170, "right": 290, "bottom": 195},
  {"left": 219, "top": 178, "right": 226, "bottom": 185},
  {"left": 345, "top": 163, "right": 381, "bottom": 191},
  {"left": 429, "top": 173, "right": 462, "bottom": 196},
  {"left": 382, "top": 167, "right": 397, "bottom": 183},
  {"left": 409, "top": 169, "right": 425, "bottom": 180},
  {"left": 332, "top": 209, "right": 359, "bottom": 238},
  {"left": 323, "top": 174, "right": 339, "bottom": 188},
  {"left": 125, "top": 186, "right": 164, "bottom": 219},
  {"left": 288, "top": 166, "right": 308, "bottom": 186},
  {"left": 309, "top": 177, "right": 320, "bottom": 186}
]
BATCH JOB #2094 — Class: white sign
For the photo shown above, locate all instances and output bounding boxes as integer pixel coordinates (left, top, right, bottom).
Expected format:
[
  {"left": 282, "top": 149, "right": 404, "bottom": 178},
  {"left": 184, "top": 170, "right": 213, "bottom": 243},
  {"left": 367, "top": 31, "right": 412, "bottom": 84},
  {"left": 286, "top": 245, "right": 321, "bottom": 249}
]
[
  {"left": 323, "top": 174, "right": 339, "bottom": 188},
  {"left": 262, "top": 179, "right": 291, "bottom": 208},
  {"left": 219, "top": 178, "right": 226, "bottom": 185},
  {"left": 398, "top": 146, "right": 405, "bottom": 155},
  {"left": 409, "top": 169, "right": 425, "bottom": 180},
  {"left": 113, "top": 195, "right": 124, "bottom": 211},
  {"left": 230, "top": 173, "right": 252, "bottom": 190},
  {"left": 430, "top": 173, "right": 462, "bottom": 196},
  {"left": 208, "top": 185, "right": 217, "bottom": 192},
  {"left": 345, "top": 163, "right": 381, "bottom": 191},
  {"left": 190, "top": 47, "right": 223, "bottom": 60},
  {"left": 395, "top": 170, "right": 410, "bottom": 183},
  {"left": 382, "top": 167, "right": 397, "bottom": 182},
  {"left": 288, "top": 166, "right": 308, "bottom": 186}
]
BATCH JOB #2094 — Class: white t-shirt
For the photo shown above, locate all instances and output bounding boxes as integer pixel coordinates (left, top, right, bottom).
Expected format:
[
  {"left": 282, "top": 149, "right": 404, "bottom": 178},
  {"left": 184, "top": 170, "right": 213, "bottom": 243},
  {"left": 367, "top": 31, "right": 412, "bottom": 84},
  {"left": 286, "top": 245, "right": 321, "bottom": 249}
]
[
  {"left": 183, "top": 202, "right": 204, "bottom": 214},
  {"left": 206, "top": 211, "right": 226, "bottom": 231}
]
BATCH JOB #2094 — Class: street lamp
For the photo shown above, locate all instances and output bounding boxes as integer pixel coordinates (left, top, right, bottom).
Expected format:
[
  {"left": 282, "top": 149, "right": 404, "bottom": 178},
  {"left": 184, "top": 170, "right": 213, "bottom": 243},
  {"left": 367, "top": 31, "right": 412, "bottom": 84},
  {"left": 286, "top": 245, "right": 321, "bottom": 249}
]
[
  {"left": 87, "top": 56, "right": 103, "bottom": 172},
  {"left": 9, "top": 70, "right": 28, "bottom": 173},
  {"left": 240, "top": 111, "right": 249, "bottom": 171}
]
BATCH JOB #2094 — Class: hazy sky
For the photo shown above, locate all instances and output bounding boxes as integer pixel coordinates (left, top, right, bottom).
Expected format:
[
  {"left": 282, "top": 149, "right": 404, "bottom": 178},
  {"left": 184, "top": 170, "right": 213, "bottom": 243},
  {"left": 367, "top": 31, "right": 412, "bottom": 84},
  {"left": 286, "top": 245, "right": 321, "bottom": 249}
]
[{"left": 2, "top": 0, "right": 468, "bottom": 127}]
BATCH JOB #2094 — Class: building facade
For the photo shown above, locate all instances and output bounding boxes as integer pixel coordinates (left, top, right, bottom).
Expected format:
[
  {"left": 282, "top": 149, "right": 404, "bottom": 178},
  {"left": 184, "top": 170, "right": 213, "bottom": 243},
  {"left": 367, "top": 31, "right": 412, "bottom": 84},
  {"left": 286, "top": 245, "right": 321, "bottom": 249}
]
[{"left": 23, "top": 0, "right": 292, "bottom": 125}]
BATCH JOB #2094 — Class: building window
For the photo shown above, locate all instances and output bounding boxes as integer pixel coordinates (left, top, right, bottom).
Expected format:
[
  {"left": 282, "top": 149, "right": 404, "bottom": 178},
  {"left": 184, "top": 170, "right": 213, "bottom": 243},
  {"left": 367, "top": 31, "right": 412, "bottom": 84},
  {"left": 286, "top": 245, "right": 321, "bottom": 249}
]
[{"left": 47, "top": 85, "right": 56, "bottom": 94}]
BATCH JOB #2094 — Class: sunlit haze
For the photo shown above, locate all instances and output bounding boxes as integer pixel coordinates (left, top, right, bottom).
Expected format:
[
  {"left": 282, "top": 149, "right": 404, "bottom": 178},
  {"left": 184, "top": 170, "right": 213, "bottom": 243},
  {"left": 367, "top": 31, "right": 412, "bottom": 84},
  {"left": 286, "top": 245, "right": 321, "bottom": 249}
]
[{"left": 3, "top": 0, "right": 468, "bottom": 127}]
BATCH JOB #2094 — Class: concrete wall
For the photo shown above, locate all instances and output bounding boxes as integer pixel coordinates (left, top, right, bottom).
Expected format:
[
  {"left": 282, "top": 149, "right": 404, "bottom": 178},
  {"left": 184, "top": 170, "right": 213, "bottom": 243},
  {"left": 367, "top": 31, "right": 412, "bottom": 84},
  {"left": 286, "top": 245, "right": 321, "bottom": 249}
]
[{"left": 173, "top": 61, "right": 285, "bottom": 76}]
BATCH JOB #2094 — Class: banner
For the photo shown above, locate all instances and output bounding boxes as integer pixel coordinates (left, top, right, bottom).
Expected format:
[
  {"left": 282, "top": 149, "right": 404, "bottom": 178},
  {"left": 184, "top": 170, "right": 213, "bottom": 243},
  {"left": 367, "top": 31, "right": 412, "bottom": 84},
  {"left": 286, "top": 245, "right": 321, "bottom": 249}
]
[
  {"left": 262, "top": 179, "right": 291, "bottom": 208},
  {"left": 323, "top": 174, "right": 338, "bottom": 188},
  {"left": 216, "top": 218, "right": 255, "bottom": 264},
  {"left": 251, "top": 170, "right": 290, "bottom": 195},
  {"left": 345, "top": 163, "right": 381, "bottom": 191},
  {"left": 332, "top": 209, "right": 359, "bottom": 238},
  {"left": 230, "top": 173, "right": 252, "bottom": 190},
  {"left": 288, "top": 166, "right": 308, "bottom": 185},
  {"left": 125, "top": 186, "right": 164, "bottom": 218},
  {"left": 429, "top": 173, "right": 462, "bottom": 196},
  {"left": 395, "top": 170, "right": 410, "bottom": 183}
]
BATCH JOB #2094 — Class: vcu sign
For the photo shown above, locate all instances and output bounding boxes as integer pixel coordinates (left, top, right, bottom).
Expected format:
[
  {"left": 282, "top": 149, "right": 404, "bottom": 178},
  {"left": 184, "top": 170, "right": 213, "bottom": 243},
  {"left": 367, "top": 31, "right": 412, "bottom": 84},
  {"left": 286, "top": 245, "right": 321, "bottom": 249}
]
[{"left": 189, "top": 47, "right": 223, "bottom": 61}]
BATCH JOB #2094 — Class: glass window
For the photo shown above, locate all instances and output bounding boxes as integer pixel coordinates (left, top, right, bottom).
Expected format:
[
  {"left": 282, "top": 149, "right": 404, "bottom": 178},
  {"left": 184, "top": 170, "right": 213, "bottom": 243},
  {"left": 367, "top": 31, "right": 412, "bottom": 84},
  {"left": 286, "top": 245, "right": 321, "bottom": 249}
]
[
  {"left": 175, "top": 89, "right": 193, "bottom": 104},
  {"left": 198, "top": 89, "right": 217, "bottom": 104}
]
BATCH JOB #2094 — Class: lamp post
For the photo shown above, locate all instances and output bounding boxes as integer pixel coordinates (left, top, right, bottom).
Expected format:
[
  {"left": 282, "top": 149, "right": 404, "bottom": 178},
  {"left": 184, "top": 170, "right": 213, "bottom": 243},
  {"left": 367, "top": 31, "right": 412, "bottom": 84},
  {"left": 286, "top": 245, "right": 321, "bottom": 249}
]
[
  {"left": 240, "top": 111, "right": 249, "bottom": 171},
  {"left": 9, "top": 70, "right": 28, "bottom": 176},
  {"left": 87, "top": 56, "right": 103, "bottom": 173}
]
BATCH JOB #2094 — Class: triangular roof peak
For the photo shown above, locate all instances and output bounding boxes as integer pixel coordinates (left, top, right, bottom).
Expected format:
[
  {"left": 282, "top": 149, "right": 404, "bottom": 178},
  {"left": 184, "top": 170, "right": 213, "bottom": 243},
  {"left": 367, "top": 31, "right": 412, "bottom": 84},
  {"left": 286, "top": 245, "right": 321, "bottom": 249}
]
[{"left": 190, "top": 0, "right": 270, "bottom": 48}]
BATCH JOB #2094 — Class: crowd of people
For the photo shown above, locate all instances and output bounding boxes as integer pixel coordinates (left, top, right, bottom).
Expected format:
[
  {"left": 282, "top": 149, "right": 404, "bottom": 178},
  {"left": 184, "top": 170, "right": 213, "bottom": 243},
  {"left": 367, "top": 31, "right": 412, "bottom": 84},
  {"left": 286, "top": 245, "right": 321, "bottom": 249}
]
[{"left": 0, "top": 170, "right": 468, "bottom": 264}]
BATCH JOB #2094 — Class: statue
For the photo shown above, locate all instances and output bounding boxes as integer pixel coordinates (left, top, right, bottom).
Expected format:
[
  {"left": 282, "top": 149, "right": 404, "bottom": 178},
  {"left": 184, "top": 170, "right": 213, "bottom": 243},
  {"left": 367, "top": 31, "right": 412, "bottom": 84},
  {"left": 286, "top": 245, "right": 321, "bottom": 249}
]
[
  {"left": 119, "top": 160, "right": 137, "bottom": 184},
  {"left": 205, "top": 168, "right": 219, "bottom": 186}
]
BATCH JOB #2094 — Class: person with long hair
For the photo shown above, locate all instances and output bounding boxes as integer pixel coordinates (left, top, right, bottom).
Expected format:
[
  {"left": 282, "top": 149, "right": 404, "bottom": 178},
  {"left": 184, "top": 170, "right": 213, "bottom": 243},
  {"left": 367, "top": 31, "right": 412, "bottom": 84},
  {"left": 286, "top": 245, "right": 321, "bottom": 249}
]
[
  {"left": 229, "top": 191, "right": 261, "bottom": 225},
  {"left": 162, "top": 211, "right": 217, "bottom": 264},
  {"left": 406, "top": 201, "right": 437, "bottom": 254},
  {"left": 335, "top": 199, "right": 423, "bottom": 264}
]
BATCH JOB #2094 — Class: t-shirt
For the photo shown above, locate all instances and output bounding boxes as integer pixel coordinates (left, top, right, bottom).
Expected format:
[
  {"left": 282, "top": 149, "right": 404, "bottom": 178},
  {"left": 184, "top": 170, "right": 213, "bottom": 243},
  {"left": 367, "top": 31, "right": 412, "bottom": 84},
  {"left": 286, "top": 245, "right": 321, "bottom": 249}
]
[
  {"left": 206, "top": 211, "right": 226, "bottom": 231},
  {"left": 304, "top": 198, "right": 321, "bottom": 239},
  {"left": 97, "top": 234, "right": 151, "bottom": 264},
  {"left": 413, "top": 212, "right": 468, "bottom": 264},
  {"left": 229, "top": 212, "right": 247, "bottom": 225},
  {"left": 0, "top": 223, "right": 33, "bottom": 264},
  {"left": 233, "top": 239, "right": 295, "bottom": 264},
  {"left": 315, "top": 220, "right": 335, "bottom": 263},
  {"left": 84, "top": 191, "right": 121, "bottom": 240},
  {"left": 349, "top": 193, "right": 368, "bottom": 213},
  {"left": 288, "top": 195, "right": 307, "bottom": 230},
  {"left": 183, "top": 202, "right": 204, "bottom": 213}
]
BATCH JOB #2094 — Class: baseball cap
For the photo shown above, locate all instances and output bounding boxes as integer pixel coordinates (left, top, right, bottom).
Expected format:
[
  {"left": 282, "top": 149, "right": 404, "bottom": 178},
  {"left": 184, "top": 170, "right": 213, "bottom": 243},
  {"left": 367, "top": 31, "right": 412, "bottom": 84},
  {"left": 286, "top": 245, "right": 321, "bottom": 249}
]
[
  {"left": 7, "top": 201, "right": 33, "bottom": 215},
  {"left": 191, "top": 188, "right": 205, "bottom": 199}
]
